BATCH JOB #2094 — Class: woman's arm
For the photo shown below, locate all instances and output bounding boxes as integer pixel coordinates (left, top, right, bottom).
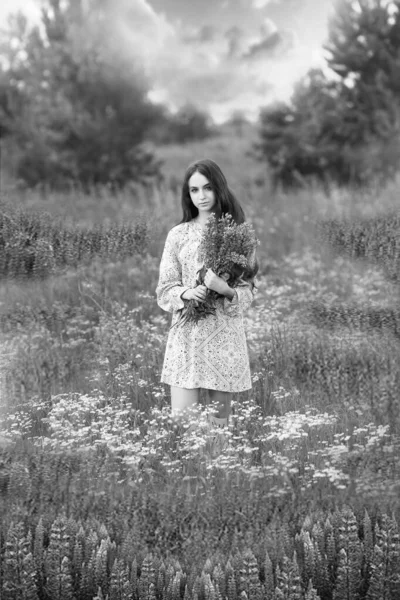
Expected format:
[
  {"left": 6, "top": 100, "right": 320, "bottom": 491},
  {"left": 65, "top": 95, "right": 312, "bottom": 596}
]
[
  {"left": 156, "top": 229, "right": 191, "bottom": 313},
  {"left": 224, "top": 246, "right": 258, "bottom": 314},
  {"left": 204, "top": 269, "right": 256, "bottom": 315},
  {"left": 223, "top": 283, "right": 255, "bottom": 315},
  {"left": 224, "top": 287, "right": 236, "bottom": 302}
]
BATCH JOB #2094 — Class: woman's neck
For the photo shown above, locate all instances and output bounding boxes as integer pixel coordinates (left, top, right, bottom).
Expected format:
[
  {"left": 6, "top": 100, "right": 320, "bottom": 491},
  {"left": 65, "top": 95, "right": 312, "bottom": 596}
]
[{"left": 194, "top": 212, "right": 212, "bottom": 225}]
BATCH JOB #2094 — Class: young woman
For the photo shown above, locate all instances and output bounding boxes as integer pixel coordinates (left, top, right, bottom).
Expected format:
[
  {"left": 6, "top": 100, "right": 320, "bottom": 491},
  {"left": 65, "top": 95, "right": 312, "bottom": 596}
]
[{"left": 156, "top": 159, "right": 258, "bottom": 439}]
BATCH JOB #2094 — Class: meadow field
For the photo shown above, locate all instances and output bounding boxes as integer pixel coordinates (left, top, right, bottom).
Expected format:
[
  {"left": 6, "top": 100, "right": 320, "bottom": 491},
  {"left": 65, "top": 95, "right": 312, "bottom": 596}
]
[{"left": 1, "top": 132, "right": 400, "bottom": 599}]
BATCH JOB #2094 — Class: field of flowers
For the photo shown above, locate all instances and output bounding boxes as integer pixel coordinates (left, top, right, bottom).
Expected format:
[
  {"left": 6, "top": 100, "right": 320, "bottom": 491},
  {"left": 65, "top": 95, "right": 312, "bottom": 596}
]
[{"left": 1, "top": 137, "right": 400, "bottom": 598}]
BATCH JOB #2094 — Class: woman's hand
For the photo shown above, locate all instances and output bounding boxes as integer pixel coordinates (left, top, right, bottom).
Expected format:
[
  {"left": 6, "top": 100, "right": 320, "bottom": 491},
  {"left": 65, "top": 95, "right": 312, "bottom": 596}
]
[
  {"left": 204, "top": 269, "right": 230, "bottom": 295},
  {"left": 181, "top": 285, "right": 207, "bottom": 302}
]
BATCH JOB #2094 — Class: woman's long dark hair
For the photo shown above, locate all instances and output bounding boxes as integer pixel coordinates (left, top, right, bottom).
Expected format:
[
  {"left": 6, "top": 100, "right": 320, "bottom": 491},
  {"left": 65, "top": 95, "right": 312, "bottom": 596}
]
[
  {"left": 177, "top": 158, "right": 259, "bottom": 282},
  {"left": 179, "top": 158, "right": 245, "bottom": 224}
]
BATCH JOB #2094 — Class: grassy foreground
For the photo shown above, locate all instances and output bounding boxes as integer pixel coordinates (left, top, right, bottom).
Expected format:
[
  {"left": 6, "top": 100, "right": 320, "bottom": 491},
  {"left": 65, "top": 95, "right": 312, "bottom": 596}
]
[{"left": 1, "top": 142, "right": 400, "bottom": 598}]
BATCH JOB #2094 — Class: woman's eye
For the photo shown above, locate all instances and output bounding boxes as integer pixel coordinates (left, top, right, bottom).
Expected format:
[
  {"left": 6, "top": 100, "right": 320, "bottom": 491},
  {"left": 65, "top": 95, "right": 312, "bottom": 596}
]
[{"left": 190, "top": 186, "right": 211, "bottom": 193}]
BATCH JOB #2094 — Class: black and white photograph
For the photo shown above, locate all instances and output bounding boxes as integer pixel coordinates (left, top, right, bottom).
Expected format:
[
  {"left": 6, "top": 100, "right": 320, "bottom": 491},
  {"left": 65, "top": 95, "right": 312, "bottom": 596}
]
[{"left": 1, "top": 1, "right": 400, "bottom": 598}]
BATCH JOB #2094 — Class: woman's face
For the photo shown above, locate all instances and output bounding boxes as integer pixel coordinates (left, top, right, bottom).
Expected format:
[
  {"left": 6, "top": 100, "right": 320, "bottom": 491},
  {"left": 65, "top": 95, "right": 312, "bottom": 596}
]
[{"left": 188, "top": 171, "right": 216, "bottom": 215}]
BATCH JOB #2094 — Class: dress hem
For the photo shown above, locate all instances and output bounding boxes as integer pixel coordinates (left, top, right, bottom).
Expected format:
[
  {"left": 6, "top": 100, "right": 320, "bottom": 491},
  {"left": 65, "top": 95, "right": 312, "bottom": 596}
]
[{"left": 161, "top": 378, "right": 252, "bottom": 393}]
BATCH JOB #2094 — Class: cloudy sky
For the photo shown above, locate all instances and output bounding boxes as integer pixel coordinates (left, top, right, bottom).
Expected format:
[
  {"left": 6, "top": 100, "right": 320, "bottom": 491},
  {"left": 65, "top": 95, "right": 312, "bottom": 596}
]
[{"left": 0, "top": 0, "right": 335, "bottom": 123}]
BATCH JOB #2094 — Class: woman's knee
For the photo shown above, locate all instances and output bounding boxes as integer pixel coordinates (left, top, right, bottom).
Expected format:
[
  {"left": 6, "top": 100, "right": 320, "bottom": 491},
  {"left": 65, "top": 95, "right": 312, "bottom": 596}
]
[
  {"left": 206, "top": 389, "right": 231, "bottom": 417},
  {"left": 170, "top": 387, "right": 200, "bottom": 418},
  {"left": 208, "top": 389, "right": 231, "bottom": 404}
]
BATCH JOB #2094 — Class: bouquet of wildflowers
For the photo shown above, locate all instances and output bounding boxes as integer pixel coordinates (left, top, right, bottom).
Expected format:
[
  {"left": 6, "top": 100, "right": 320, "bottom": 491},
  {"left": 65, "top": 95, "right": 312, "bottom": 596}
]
[{"left": 176, "top": 213, "right": 259, "bottom": 326}]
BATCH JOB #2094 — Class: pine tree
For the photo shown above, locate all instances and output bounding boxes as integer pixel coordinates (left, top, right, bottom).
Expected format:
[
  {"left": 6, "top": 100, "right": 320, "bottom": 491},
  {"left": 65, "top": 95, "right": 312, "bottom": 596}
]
[
  {"left": 95, "top": 538, "right": 110, "bottom": 597},
  {"left": 332, "top": 508, "right": 362, "bottom": 600},
  {"left": 44, "top": 516, "right": 74, "bottom": 600},
  {"left": 2, "top": 523, "right": 39, "bottom": 600},
  {"left": 109, "top": 557, "right": 132, "bottom": 600},
  {"left": 227, "top": 571, "right": 238, "bottom": 600},
  {"left": 263, "top": 551, "right": 274, "bottom": 600},
  {"left": 139, "top": 554, "right": 157, "bottom": 600},
  {"left": 72, "top": 536, "right": 84, "bottom": 594},
  {"left": 366, "top": 543, "right": 386, "bottom": 599},
  {"left": 299, "top": 530, "right": 316, "bottom": 590},
  {"left": 239, "top": 549, "right": 263, "bottom": 600},
  {"left": 213, "top": 564, "right": 226, "bottom": 600},
  {"left": 33, "top": 517, "right": 45, "bottom": 596},
  {"left": 287, "top": 551, "right": 302, "bottom": 600},
  {"left": 361, "top": 509, "right": 374, "bottom": 594},
  {"left": 304, "top": 579, "right": 321, "bottom": 600},
  {"left": 366, "top": 514, "right": 400, "bottom": 599}
]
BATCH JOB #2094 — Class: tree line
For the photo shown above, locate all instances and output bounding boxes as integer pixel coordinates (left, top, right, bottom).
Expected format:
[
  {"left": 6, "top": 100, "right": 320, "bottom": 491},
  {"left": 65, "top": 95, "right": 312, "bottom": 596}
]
[
  {"left": 258, "top": 0, "right": 400, "bottom": 189},
  {"left": 1, "top": 0, "right": 399, "bottom": 190},
  {"left": 0, "top": 0, "right": 214, "bottom": 190}
]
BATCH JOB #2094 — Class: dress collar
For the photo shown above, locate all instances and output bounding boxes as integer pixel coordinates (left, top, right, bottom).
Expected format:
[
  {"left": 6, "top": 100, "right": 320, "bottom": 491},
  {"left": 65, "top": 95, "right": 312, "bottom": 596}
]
[{"left": 190, "top": 220, "right": 205, "bottom": 228}]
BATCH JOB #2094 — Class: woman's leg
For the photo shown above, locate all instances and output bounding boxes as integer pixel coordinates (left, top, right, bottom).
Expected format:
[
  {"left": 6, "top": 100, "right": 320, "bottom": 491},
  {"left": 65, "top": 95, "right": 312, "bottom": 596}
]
[
  {"left": 170, "top": 386, "right": 200, "bottom": 421},
  {"left": 207, "top": 389, "right": 232, "bottom": 420},
  {"left": 206, "top": 390, "right": 232, "bottom": 456}
]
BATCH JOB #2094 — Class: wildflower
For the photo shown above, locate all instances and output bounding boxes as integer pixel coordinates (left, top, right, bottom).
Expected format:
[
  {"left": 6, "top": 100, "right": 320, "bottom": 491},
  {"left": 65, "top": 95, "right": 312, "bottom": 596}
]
[{"left": 176, "top": 213, "right": 259, "bottom": 326}]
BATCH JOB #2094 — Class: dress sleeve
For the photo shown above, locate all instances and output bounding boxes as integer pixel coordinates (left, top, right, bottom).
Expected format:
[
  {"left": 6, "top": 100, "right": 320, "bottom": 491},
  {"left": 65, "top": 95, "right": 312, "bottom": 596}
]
[
  {"left": 223, "top": 282, "right": 256, "bottom": 316},
  {"left": 156, "top": 229, "right": 191, "bottom": 313},
  {"left": 223, "top": 247, "right": 258, "bottom": 316}
]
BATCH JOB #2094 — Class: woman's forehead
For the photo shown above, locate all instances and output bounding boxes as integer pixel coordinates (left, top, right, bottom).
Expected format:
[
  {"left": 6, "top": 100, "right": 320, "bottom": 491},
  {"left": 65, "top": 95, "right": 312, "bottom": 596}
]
[{"left": 189, "top": 171, "right": 210, "bottom": 186}]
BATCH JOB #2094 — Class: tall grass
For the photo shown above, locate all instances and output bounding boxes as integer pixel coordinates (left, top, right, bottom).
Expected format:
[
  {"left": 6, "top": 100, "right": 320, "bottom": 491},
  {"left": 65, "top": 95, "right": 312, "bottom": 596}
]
[{"left": 1, "top": 141, "right": 400, "bottom": 579}]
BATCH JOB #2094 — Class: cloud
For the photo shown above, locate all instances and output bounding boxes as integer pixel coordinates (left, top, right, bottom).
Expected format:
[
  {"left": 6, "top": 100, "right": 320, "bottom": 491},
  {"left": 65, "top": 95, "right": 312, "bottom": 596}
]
[
  {"left": 98, "top": 2, "right": 275, "bottom": 118},
  {"left": 243, "top": 31, "right": 282, "bottom": 58},
  {"left": 242, "top": 20, "right": 296, "bottom": 61},
  {"left": 119, "top": 0, "right": 330, "bottom": 121},
  {"left": 0, "top": 0, "right": 327, "bottom": 123},
  {"left": 0, "top": 0, "right": 47, "bottom": 49},
  {"left": 109, "top": 2, "right": 289, "bottom": 121},
  {"left": 182, "top": 24, "right": 217, "bottom": 44},
  {"left": 253, "top": 0, "right": 279, "bottom": 7},
  {"left": 107, "top": 0, "right": 327, "bottom": 122},
  {"left": 145, "top": 31, "right": 279, "bottom": 122},
  {"left": 108, "top": 0, "right": 174, "bottom": 62},
  {"left": 261, "top": 18, "right": 278, "bottom": 38},
  {"left": 225, "top": 25, "right": 247, "bottom": 58},
  {"left": 0, "top": 0, "right": 40, "bottom": 27}
]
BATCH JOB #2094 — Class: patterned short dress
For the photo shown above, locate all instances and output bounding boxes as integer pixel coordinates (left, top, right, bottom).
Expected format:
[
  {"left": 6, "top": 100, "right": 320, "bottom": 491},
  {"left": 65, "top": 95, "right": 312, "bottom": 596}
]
[{"left": 156, "top": 220, "right": 256, "bottom": 392}]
